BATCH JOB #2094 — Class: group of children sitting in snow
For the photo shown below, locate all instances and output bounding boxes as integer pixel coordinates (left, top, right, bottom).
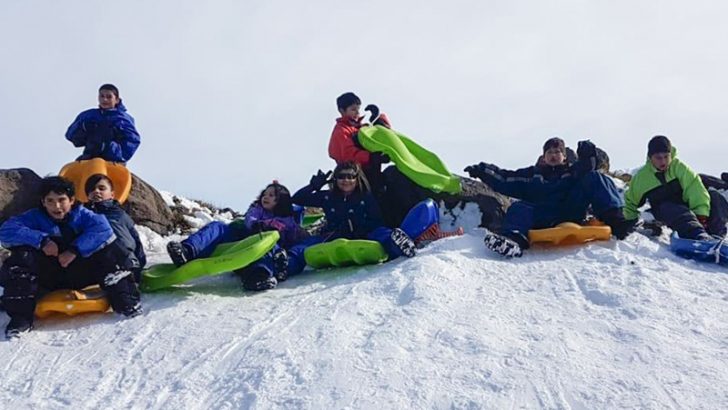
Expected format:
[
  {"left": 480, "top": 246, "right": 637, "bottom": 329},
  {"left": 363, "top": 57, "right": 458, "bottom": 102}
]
[{"left": 1, "top": 85, "right": 727, "bottom": 340}]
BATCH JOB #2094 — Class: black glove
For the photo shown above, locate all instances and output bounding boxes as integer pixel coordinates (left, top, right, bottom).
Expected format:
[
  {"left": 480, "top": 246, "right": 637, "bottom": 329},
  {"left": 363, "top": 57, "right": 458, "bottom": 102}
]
[
  {"left": 310, "top": 170, "right": 332, "bottom": 190},
  {"left": 365, "top": 104, "right": 380, "bottom": 123},
  {"left": 464, "top": 162, "right": 490, "bottom": 179},
  {"left": 351, "top": 132, "right": 363, "bottom": 149},
  {"left": 577, "top": 140, "right": 597, "bottom": 161},
  {"left": 371, "top": 152, "right": 390, "bottom": 164}
]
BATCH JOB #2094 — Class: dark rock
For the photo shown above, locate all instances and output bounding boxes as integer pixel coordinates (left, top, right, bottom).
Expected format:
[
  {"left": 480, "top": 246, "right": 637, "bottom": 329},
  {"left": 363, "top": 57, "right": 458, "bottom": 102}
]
[
  {"left": 124, "top": 173, "right": 175, "bottom": 235},
  {"left": 0, "top": 168, "right": 43, "bottom": 224},
  {"left": 380, "top": 166, "right": 509, "bottom": 231}
]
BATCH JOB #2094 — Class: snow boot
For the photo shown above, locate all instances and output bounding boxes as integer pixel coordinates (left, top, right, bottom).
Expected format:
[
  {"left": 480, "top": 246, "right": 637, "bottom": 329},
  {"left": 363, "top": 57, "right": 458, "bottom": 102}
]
[
  {"left": 415, "top": 223, "right": 464, "bottom": 246},
  {"left": 121, "top": 303, "right": 144, "bottom": 318},
  {"left": 484, "top": 231, "right": 523, "bottom": 258},
  {"left": 598, "top": 208, "right": 635, "bottom": 240},
  {"left": 242, "top": 267, "right": 277, "bottom": 291},
  {"left": 272, "top": 248, "right": 289, "bottom": 282},
  {"left": 102, "top": 269, "right": 142, "bottom": 316},
  {"left": 391, "top": 228, "right": 416, "bottom": 258},
  {"left": 5, "top": 317, "right": 33, "bottom": 340},
  {"left": 167, "top": 241, "right": 192, "bottom": 267}
]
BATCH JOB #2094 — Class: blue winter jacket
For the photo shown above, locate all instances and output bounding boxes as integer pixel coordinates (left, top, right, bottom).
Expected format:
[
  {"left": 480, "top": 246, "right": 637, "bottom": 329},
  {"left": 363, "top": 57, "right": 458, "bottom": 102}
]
[
  {"left": 65, "top": 101, "right": 141, "bottom": 163},
  {"left": 468, "top": 142, "right": 600, "bottom": 205},
  {"left": 292, "top": 184, "right": 384, "bottom": 240},
  {"left": 86, "top": 200, "right": 146, "bottom": 268},
  {"left": 0, "top": 206, "right": 116, "bottom": 258}
]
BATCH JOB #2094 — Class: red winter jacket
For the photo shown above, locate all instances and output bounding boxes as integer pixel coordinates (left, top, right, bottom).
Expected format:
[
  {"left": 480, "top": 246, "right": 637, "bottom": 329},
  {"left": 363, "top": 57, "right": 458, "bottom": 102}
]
[{"left": 328, "top": 117, "right": 371, "bottom": 167}]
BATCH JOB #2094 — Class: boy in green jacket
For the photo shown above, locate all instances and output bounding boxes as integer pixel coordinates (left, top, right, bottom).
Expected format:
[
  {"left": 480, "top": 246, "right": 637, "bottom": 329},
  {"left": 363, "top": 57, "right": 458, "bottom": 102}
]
[{"left": 624, "top": 135, "right": 728, "bottom": 240}]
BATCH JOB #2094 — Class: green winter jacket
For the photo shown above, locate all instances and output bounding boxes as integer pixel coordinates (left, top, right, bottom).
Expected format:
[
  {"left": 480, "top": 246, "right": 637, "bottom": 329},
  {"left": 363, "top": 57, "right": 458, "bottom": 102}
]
[{"left": 623, "top": 146, "right": 710, "bottom": 221}]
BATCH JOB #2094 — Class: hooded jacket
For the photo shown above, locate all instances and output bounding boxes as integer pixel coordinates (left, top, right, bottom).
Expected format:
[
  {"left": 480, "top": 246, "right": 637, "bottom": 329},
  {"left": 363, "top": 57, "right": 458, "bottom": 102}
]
[
  {"left": 623, "top": 146, "right": 710, "bottom": 221},
  {"left": 85, "top": 199, "right": 146, "bottom": 268},
  {"left": 0, "top": 205, "right": 115, "bottom": 258},
  {"left": 327, "top": 116, "right": 371, "bottom": 167},
  {"left": 65, "top": 101, "right": 141, "bottom": 162}
]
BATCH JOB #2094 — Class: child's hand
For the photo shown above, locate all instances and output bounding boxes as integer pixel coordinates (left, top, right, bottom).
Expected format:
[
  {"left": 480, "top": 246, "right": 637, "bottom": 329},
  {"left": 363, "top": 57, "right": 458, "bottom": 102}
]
[
  {"left": 58, "top": 251, "right": 77, "bottom": 268},
  {"left": 42, "top": 239, "right": 59, "bottom": 257},
  {"left": 310, "top": 170, "right": 332, "bottom": 189}
]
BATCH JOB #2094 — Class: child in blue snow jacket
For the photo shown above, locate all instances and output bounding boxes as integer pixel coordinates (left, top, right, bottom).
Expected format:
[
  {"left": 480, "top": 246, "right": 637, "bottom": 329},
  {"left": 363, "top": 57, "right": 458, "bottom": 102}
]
[
  {"left": 287, "top": 161, "right": 417, "bottom": 276},
  {"left": 465, "top": 138, "right": 631, "bottom": 258},
  {"left": 65, "top": 84, "right": 141, "bottom": 163},
  {"left": 0, "top": 177, "right": 142, "bottom": 339},
  {"left": 165, "top": 182, "right": 309, "bottom": 291},
  {"left": 84, "top": 174, "right": 147, "bottom": 283}
]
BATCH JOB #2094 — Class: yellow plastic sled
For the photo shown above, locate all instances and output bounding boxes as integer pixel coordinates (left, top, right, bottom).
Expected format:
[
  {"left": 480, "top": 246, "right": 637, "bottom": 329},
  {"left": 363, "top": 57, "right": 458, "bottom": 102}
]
[
  {"left": 34, "top": 287, "right": 111, "bottom": 319},
  {"left": 528, "top": 222, "right": 612, "bottom": 246},
  {"left": 59, "top": 158, "right": 132, "bottom": 204}
]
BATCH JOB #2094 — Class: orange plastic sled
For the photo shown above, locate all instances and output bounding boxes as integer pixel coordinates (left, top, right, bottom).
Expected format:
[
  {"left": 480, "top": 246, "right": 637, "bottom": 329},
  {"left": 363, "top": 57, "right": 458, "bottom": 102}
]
[
  {"left": 59, "top": 158, "right": 132, "bottom": 204},
  {"left": 35, "top": 287, "right": 110, "bottom": 318},
  {"left": 528, "top": 222, "right": 612, "bottom": 246}
]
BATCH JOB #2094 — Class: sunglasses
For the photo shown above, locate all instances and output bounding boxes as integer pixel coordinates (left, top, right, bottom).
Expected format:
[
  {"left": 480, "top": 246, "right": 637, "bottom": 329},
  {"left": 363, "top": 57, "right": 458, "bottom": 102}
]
[{"left": 335, "top": 173, "right": 358, "bottom": 181}]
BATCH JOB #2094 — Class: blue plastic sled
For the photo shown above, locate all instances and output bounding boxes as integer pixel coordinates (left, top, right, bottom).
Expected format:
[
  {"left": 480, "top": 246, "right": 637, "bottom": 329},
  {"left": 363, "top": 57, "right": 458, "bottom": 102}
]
[
  {"left": 401, "top": 198, "right": 440, "bottom": 239},
  {"left": 670, "top": 232, "right": 728, "bottom": 267}
]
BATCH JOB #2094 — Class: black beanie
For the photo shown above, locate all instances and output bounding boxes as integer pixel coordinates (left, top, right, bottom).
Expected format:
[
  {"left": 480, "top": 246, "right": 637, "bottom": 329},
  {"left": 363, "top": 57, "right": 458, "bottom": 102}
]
[
  {"left": 99, "top": 83, "right": 119, "bottom": 98},
  {"left": 648, "top": 135, "right": 672, "bottom": 157},
  {"left": 543, "top": 137, "right": 566, "bottom": 154}
]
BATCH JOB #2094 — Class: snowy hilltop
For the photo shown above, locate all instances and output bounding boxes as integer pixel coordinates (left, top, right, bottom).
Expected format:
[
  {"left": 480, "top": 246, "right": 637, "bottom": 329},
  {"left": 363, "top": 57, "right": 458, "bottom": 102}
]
[{"left": 0, "top": 194, "right": 726, "bottom": 409}]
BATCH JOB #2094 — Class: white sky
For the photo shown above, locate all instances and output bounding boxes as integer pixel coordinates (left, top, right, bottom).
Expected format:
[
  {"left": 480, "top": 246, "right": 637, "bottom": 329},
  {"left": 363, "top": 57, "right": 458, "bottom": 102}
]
[{"left": 1, "top": 1, "right": 726, "bottom": 209}]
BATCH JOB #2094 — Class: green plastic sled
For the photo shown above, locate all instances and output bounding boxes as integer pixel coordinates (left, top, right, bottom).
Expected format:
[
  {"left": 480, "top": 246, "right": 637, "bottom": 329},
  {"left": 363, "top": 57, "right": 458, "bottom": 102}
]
[
  {"left": 141, "top": 231, "right": 279, "bottom": 292},
  {"left": 304, "top": 239, "right": 389, "bottom": 269},
  {"left": 357, "top": 125, "right": 461, "bottom": 194}
]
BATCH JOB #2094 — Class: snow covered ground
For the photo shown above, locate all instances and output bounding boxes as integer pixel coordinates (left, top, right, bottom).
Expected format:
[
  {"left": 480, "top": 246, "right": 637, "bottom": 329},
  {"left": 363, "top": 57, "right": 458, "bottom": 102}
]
[{"left": 1, "top": 201, "right": 727, "bottom": 409}]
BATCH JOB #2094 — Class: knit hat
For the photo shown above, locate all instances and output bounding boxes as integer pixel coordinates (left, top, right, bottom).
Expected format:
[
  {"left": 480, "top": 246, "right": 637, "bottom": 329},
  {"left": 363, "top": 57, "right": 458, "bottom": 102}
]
[
  {"left": 543, "top": 137, "right": 566, "bottom": 154},
  {"left": 647, "top": 135, "right": 672, "bottom": 157}
]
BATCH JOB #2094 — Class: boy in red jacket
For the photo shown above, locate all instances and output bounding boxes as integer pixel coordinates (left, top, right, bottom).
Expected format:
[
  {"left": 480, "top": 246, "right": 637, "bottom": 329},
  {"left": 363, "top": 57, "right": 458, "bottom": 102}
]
[{"left": 328, "top": 92, "right": 391, "bottom": 192}]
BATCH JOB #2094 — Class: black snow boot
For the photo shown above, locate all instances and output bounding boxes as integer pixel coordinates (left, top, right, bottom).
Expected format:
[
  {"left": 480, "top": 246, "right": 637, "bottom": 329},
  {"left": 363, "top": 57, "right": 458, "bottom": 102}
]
[
  {"left": 242, "top": 267, "right": 277, "bottom": 291},
  {"left": 391, "top": 228, "right": 416, "bottom": 258},
  {"left": 598, "top": 208, "right": 635, "bottom": 240},
  {"left": 167, "top": 241, "right": 192, "bottom": 267},
  {"left": 102, "top": 269, "right": 142, "bottom": 317},
  {"left": 5, "top": 317, "right": 33, "bottom": 340},
  {"left": 272, "top": 248, "right": 289, "bottom": 282},
  {"left": 484, "top": 231, "right": 523, "bottom": 258}
]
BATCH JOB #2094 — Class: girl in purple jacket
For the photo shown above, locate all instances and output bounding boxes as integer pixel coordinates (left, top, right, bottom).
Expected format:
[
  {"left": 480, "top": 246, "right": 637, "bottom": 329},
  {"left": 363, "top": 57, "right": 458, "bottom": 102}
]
[{"left": 166, "top": 182, "right": 308, "bottom": 290}]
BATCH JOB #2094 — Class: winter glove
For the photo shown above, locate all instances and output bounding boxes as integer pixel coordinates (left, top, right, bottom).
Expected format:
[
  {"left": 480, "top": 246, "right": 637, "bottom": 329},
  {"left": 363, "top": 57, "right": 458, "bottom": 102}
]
[
  {"left": 697, "top": 215, "right": 709, "bottom": 230},
  {"left": 371, "top": 152, "right": 390, "bottom": 165},
  {"left": 464, "top": 162, "right": 495, "bottom": 180},
  {"left": 365, "top": 104, "right": 392, "bottom": 128},
  {"left": 310, "top": 170, "right": 332, "bottom": 190},
  {"left": 572, "top": 140, "right": 598, "bottom": 175}
]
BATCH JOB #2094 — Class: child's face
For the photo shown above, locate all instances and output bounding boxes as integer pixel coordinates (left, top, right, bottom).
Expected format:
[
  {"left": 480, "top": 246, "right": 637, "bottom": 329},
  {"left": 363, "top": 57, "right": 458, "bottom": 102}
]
[
  {"left": 543, "top": 148, "right": 566, "bottom": 167},
  {"left": 339, "top": 104, "right": 361, "bottom": 121},
  {"left": 335, "top": 171, "right": 358, "bottom": 194},
  {"left": 650, "top": 152, "right": 672, "bottom": 172},
  {"left": 43, "top": 192, "right": 74, "bottom": 220},
  {"left": 98, "top": 90, "right": 120, "bottom": 109},
  {"left": 260, "top": 187, "right": 278, "bottom": 211},
  {"left": 87, "top": 179, "right": 115, "bottom": 203}
]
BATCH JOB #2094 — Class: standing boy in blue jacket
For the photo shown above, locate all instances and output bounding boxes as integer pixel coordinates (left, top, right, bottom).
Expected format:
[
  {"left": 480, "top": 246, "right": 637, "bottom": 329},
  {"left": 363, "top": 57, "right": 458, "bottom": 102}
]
[
  {"left": 0, "top": 177, "right": 142, "bottom": 339},
  {"left": 65, "top": 84, "right": 141, "bottom": 163}
]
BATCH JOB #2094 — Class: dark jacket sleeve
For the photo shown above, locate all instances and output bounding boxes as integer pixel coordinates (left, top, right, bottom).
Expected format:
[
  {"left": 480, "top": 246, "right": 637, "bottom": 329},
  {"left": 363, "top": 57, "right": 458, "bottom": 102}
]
[
  {"left": 129, "top": 220, "right": 147, "bottom": 268},
  {"left": 292, "top": 184, "right": 328, "bottom": 208},
  {"left": 472, "top": 163, "right": 541, "bottom": 200},
  {"left": 363, "top": 193, "right": 385, "bottom": 234}
]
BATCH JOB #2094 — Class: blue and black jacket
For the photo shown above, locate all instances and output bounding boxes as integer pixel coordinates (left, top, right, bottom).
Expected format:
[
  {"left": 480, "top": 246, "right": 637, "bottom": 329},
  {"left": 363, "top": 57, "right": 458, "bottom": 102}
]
[
  {"left": 0, "top": 205, "right": 115, "bottom": 258},
  {"left": 86, "top": 199, "right": 146, "bottom": 268},
  {"left": 65, "top": 101, "right": 141, "bottom": 163},
  {"left": 292, "top": 184, "right": 384, "bottom": 240}
]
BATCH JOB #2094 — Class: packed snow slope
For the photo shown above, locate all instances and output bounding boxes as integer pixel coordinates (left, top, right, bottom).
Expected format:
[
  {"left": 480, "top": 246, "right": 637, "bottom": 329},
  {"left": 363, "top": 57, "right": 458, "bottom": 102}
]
[{"left": 1, "top": 203, "right": 727, "bottom": 409}]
